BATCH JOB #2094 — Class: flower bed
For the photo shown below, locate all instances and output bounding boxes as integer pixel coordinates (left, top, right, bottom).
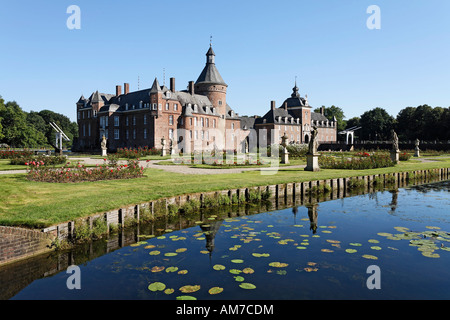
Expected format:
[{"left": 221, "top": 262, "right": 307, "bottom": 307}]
[
  {"left": 0, "top": 150, "right": 34, "bottom": 159},
  {"left": 319, "top": 152, "right": 395, "bottom": 169},
  {"left": 26, "top": 158, "right": 144, "bottom": 183},
  {"left": 399, "top": 152, "right": 412, "bottom": 161},
  {"left": 116, "top": 146, "right": 160, "bottom": 159},
  {"left": 10, "top": 155, "right": 66, "bottom": 166}
]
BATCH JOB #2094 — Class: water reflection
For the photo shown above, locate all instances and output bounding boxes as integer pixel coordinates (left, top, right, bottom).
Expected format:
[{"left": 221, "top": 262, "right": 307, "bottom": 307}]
[{"left": 1, "top": 176, "right": 448, "bottom": 300}]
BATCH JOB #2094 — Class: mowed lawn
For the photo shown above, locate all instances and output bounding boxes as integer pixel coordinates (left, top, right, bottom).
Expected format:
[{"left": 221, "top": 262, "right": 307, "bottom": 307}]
[{"left": 0, "top": 157, "right": 449, "bottom": 228}]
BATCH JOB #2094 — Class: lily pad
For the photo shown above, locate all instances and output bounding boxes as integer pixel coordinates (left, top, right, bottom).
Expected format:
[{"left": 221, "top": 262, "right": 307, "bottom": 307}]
[
  {"left": 268, "top": 262, "right": 288, "bottom": 268},
  {"left": 149, "top": 250, "right": 160, "bottom": 255},
  {"left": 229, "top": 269, "right": 242, "bottom": 274},
  {"left": 234, "top": 276, "right": 245, "bottom": 282},
  {"left": 178, "top": 270, "right": 188, "bottom": 275},
  {"left": 176, "top": 248, "right": 187, "bottom": 253},
  {"left": 345, "top": 249, "right": 357, "bottom": 253},
  {"left": 179, "top": 285, "right": 201, "bottom": 293},
  {"left": 321, "top": 249, "right": 333, "bottom": 253},
  {"left": 231, "top": 259, "right": 244, "bottom": 264},
  {"left": 239, "top": 283, "right": 256, "bottom": 290},
  {"left": 349, "top": 243, "right": 362, "bottom": 246},
  {"left": 362, "top": 254, "right": 378, "bottom": 260},
  {"left": 213, "top": 264, "right": 226, "bottom": 271},
  {"left": 296, "top": 246, "right": 307, "bottom": 250},
  {"left": 243, "top": 268, "right": 255, "bottom": 274},
  {"left": 368, "top": 239, "right": 380, "bottom": 243},
  {"left": 176, "top": 295, "right": 197, "bottom": 300},
  {"left": 208, "top": 287, "right": 224, "bottom": 295},
  {"left": 252, "top": 253, "right": 270, "bottom": 257},
  {"left": 164, "top": 252, "right": 178, "bottom": 257},
  {"left": 148, "top": 282, "right": 166, "bottom": 292},
  {"left": 164, "top": 288, "right": 174, "bottom": 295},
  {"left": 370, "top": 246, "right": 382, "bottom": 250},
  {"left": 166, "top": 267, "right": 179, "bottom": 273},
  {"left": 151, "top": 266, "right": 165, "bottom": 273}
]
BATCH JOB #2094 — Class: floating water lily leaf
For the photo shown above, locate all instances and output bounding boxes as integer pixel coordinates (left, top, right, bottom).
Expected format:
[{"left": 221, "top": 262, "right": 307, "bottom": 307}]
[
  {"left": 234, "top": 276, "right": 245, "bottom": 282},
  {"left": 151, "top": 266, "right": 165, "bottom": 273},
  {"left": 176, "top": 248, "right": 187, "bottom": 253},
  {"left": 144, "top": 245, "right": 156, "bottom": 249},
  {"left": 165, "top": 252, "right": 178, "bottom": 257},
  {"left": 371, "top": 246, "right": 382, "bottom": 250},
  {"left": 426, "top": 226, "right": 441, "bottom": 230},
  {"left": 368, "top": 239, "right": 380, "bottom": 243},
  {"left": 213, "top": 264, "right": 226, "bottom": 271},
  {"left": 231, "top": 259, "right": 244, "bottom": 264},
  {"left": 243, "top": 268, "right": 254, "bottom": 274},
  {"left": 345, "top": 249, "right": 357, "bottom": 253},
  {"left": 252, "top": 253, "right": 270, "bottom": 257},
  {"left": 166, "top": 267, "right": 179, "bottom": 273},
  {"left": 178, "top": 270, "right": 188, "bottom": 275},
  {"left": 164, "top": 288, "right": 174, "bottom": 295},
  {"left": 440, "top": 246, "right": 450, "bottom": 252},
  {"left": 321, "top": 249, "right": 333, "bottom": 253},
  {"left": 157, "top": 236, "right": 166, "bottom": 239},
  {"left": 304, "top": 267, "right": 318, "bottom": 272},
  {"left": 326, "top": 240, "right": 340, "bottom": 244},
  {"left": 377, "top": 232, "right": 393, "bottom": 237},
  {"left": 268, "top": 262, "right": 288, "bottom": 268},
  {"left": 200, "top": 250, "right": 209, "bottom": 254},
  {"left": 322, "top": 230, "right": 332, "bottom": 234},
  {"left": 307, "top": 262, "right": 317, "bottom": 266},
  {"left": 148, "top": 282, "right": 166, "bottom": 292},
  {"left": 293, "top": 225, "right": 303, "bottom": 228},
  {"left": 422, "top": 251, "right": 440, "bottom": 258},
  {"left": 239, "top": 283, "right": 256, "bottom": 290},
  {"left": 229, "top": 269, "right": 242, "bottom": 274},
  {"left": 176, "top": 295, "right": 197, "bottom": 300},
  {"left": 149, "top": 250, "right": 160, "bottom": 255},
  {"left": 296, "top": 246, "right": 307, "bottom": 250},
  {"left": 362, "top": 255, "right": 378, "bottom": 260},
  {"left": 349, "top": 243, "right": 362, "bottom": 247},
  {"left": 208, "top": 287, "right": 224, "bottom": 295},
  {"left": 394, "top": 227, "right": 409, "bottom": 233},
  {"left": 179, "top": 285, "right": 201, "bottom": 293}
]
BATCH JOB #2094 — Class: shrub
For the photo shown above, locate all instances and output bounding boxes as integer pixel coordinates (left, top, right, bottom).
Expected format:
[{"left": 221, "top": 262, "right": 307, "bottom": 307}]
[
  {"left": 116, "top": 146, "right": 160, "bottom": 158},
  {"left": 319, "top": 152, "right": 395, "bottom": 169},
  {"left": 399, "top": 152, "right": 411, "bottom": 161},
  {"left": 0, "top": 150, "right": 34, "bottom": 159},
  {"left": 10, "top": 155, "right": 66, "bottom": 166},
  {"left": 26, "top": 158, "right": 144, "bottom": 183}
]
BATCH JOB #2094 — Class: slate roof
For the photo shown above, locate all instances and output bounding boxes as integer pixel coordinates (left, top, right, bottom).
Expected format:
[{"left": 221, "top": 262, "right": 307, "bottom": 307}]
[{"left": 195, "top": 46, "right": 227, "bottom": 86}]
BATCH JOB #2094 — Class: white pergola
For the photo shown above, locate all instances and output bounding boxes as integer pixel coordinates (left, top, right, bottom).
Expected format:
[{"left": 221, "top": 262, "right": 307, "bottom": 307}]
[{"left": 338, "top": 126, "right": 361, "bottom": 145}]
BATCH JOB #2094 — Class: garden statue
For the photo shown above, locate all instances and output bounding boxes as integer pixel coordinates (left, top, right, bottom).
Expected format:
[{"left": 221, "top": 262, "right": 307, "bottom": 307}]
[
  {"left": 161, "top": 136, "right": 167, "bottom": 156},
  {"left": 305, "top": 126, "right": 320, "bottom": 171},
  {"left": 414, "top": 138, "right": 420, "bottom": 157},
  {"left": 281, "top": 132, "right": 289, "bottom": 164},
  {"left": 101, "top": 135, "right": 107, "bottom": 156},
  {"left": 390, "top": 129, "right": 400, "bottom": 162}
]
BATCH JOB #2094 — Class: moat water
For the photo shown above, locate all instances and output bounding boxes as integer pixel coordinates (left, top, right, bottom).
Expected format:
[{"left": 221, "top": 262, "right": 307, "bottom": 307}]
[{"left": 2, "top": 180, "right": 450, "bottom": 300}]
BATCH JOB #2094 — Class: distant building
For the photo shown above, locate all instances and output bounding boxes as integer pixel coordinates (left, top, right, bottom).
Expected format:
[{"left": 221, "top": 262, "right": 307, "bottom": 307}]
[{"left": 75, "top": 46, "right": 337, "bottom": 152}]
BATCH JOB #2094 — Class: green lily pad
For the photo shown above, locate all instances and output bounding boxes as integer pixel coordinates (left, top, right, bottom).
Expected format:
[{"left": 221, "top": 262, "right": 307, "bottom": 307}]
[
  {"left": 164, "top": 288, "right": 174, "bottom": 295},
  {"left": 178, "top": 270, "right": 188, "bottom": 275},
  {"left": 231, "top": 259, "right": 244, "bottom": 264},
  {"left": 296, "top": 246, "right": 307, "bottom": 250},
  {"left": 243, "top": 268, "right": 254, "bottom": 274},
  {"left": 176, "top": 248, "right": 187, "bottom": 253},
  {"left": 239, "top": 283, "right": 256, "bottom": 290},
  {"left": 362, "top": 254, "right": 378, "bottom": 260},
  {"left": 229, "top": 269, "right": 242, "bottom": 274},
  {"left": 377, "top": 232, "right": 393, "bottom": 237},
  {"left": 268, "top": 262, "right": 288, "bottom": 268},
  {"left": 164, "top": 252, "right": 178, "bottom": 257},
  {"left": 149, "top": 250, "right": 160, "bottom": 255},
  {"left": 422, "top": 251, "right": 440, "bottom": 258},
  {"left": 252, "top": 253, "right": 270, "bottom": 257},
  {"left": 345, "top": 249, "right": 357, "bottom": 253},
  {"left": 166, "top": 267, "right": 179, "bottom": 273},
  {"left": 208, "top": 287, "right": 224, "bottom": 295},
  {"left": 148, "top": 282, "right": 166, "bottom": 292},
  {"left": 176, "top": 295, "right": 197, "bottom": 300},
  {"left": 370, "top": 246, "right": 382, "bottom": 250},
  {"left": 368, "top": 239, "right": 380, "bottom": 243},
  {"left": 179, "top": 285, "right": 201, "bottom": 293},
  {"left": 349, "top": 243, "right": 362, "bottom": 246},
  {"left": 234, "top": 276, "right": 245, "bottom": 282},
  {"left": 213, "top": 264, "right": 226, "bottom": 271}
]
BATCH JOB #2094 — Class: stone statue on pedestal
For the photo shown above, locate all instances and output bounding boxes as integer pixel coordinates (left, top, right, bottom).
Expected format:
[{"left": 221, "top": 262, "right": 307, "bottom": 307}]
[{"left": 101, "top": 135, "right": 107, "bottom": 156}]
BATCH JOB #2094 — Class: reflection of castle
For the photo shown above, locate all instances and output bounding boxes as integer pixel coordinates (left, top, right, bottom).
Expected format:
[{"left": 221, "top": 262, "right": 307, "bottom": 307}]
[
  {"left": 307, "top": 204, "right": 318, "bottom": 234},
  {"left": 199, "top": 220, "right": 223, "bottom": 255}
]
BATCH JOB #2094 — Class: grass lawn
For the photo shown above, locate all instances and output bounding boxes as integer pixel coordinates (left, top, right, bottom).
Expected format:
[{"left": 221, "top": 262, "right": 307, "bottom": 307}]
[{"left": 0, "top": 157, "right": 449, "bottom": 229}]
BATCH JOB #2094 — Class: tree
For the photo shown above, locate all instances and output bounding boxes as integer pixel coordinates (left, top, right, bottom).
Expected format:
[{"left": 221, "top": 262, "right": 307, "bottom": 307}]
[
  {"left": 37, "top": 109, "right": 78, "bottom": 148},
  {"left": 314, "top": 105, "right": 347, "bottom": 132},
  {"left": 359, "top": 107, "right": 395, "bottom": 140}
]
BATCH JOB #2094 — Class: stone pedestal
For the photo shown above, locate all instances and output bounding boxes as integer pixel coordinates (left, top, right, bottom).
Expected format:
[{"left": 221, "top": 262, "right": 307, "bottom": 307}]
[
  {"left": 305, "top": 153, "right": 320, "bottom": 172},
  {"left": 161, "top": 148, "right": 167, "bottom": 157},
  {"left": 414, "top": 147, "right": 420, "bottom": 158},
  {"left": 390, "top": 150, "right": 399, "bottom": 163},
  {"left": 281, "top": 148, "right": 289, "bottom": 164},
  {"left": 101, "top": 148, "right": 107, "bottom": 157}
]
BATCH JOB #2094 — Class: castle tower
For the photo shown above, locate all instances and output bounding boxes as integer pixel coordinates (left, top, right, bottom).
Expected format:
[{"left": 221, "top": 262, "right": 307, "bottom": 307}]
[{"left": 195, "top": 45, "right": 228, "bottom": 117}]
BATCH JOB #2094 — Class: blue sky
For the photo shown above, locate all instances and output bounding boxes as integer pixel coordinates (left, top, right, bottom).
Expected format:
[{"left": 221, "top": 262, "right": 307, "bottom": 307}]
[{"left": 1, "top": 0, "right": 449, "bottom": 122}]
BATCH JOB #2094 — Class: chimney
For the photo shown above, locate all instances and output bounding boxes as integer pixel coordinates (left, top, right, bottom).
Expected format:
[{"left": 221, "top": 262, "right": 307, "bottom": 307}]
[
  {"left": 170, "top": 77, "right": 176, "bottom": 92},
  {"left": 284, "top": 101, "right": 288, "bottom": 111},
  {"left": 271, "top": 101, "right": 276, "bottom": 110},
  {"left": 188, "top": 81, "right": 195, "bottom": 95},
  {"left": 321, "top": 106, "right": 325, "bottom": 115},
  {"left": 116, "top": 85, "right": 122, "bottom": 97},
  {"left": 124, "top": 83, "right": 130, "bottom": 95}
]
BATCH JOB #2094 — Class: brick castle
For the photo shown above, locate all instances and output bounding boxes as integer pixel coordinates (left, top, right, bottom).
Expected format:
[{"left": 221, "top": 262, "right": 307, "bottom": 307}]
[{"left": 75, "top": 45, "right": 337, "bottom": 153}]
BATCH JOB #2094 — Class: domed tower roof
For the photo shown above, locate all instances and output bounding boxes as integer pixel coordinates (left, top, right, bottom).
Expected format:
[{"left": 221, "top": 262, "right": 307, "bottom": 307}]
[{"left": 195, "top": 45, "right": 227, "bottom": 86}]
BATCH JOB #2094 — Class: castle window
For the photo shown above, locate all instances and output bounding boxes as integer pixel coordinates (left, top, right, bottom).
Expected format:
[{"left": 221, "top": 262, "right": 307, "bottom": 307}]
[
  {"left": 165, "top": 103, "right": 169, "bottom": 111},
  {"left": 78, "top": 112, "right": 80, "bottom": 119},
  {"left": 114, "top": 116, "right": 119, "bottom": 127},
  {"left": 133, "top": 116, "right": 136, "bottom": 126},
  {"left": 144, "top": 129, "right": 147, "bottom": 139},
  {"left": 126, "top": 116, "right": 129, "bottom": 126},
  {"left": 88, "top": 123, "right": 91, "bottom": 137},
  {"left": 139, "top": 101, "right": 143, "bottom": 108},
  {"left": 174, "top": 103, "right": 178, "bottom": 111},
  {"left": 206, "top": 118, "right": 209, "bottom": 127},
  {"left": 152, "top": 103, "right": 157, "bottom": 110},
  {"left": 201, "top": 118, "right": 204, "bottom": 127},
  {"left": 213, "top": 119, "right": 216, "bottom": 128},
  {"left": 144, "top": 115, "right": 147, "bottom": 125},
  {"left": 126, "top": 130, "right": 129, "bottom": 140},
  {"left": 219, "top": 100, "right": 222, "bottom": 105},
  {"left": 133, "top": 129, "right": 136, "bottom": 139},
  {"left": 169, "top": 115, "right": 174, "bottom": 125},
  {"left": 114, "top": 129, "right": 119, "bottom": 140}
]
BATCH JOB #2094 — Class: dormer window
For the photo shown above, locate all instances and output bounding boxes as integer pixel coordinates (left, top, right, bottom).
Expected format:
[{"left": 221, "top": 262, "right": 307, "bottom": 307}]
[{"left": 125, "top": 103, "right": 129, "bottom": 110}]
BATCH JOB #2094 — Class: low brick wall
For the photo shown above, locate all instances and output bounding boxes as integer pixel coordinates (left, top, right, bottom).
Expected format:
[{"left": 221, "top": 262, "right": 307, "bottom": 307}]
[{"left": 0, "top": 226, "right": 53, "bottom": 265}]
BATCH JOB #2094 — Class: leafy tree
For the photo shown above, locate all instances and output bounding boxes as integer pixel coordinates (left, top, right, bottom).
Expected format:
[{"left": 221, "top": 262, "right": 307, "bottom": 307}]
[
  {"left": 314, "top": 105, "right": 347, "bottom": 132},
  {"left": 359, "top": 107, "right": 395, "bottom": 140}
]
